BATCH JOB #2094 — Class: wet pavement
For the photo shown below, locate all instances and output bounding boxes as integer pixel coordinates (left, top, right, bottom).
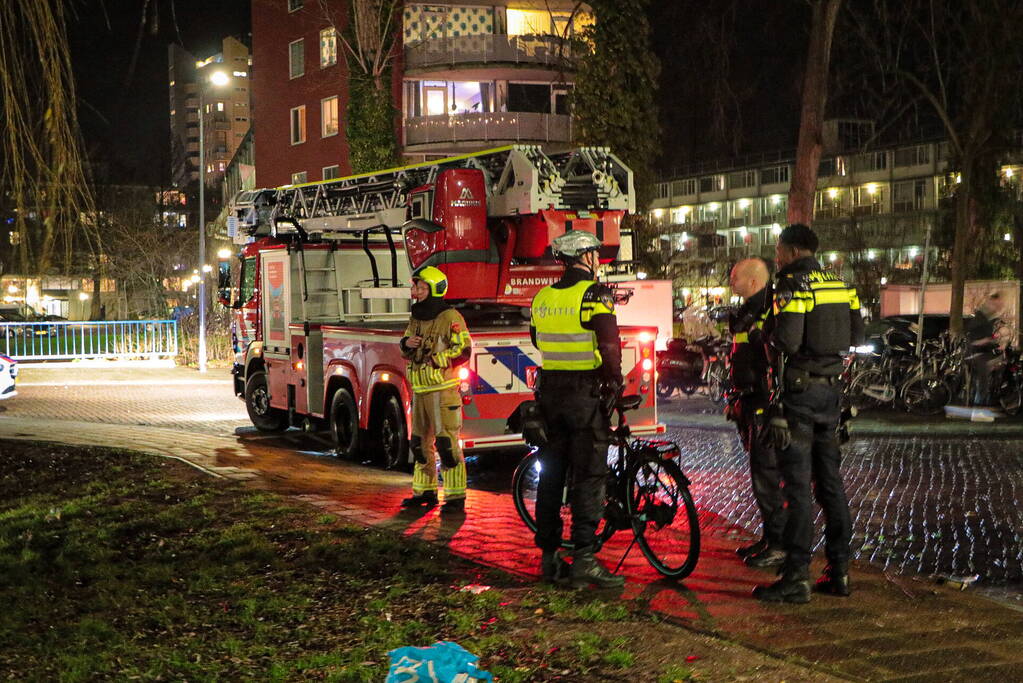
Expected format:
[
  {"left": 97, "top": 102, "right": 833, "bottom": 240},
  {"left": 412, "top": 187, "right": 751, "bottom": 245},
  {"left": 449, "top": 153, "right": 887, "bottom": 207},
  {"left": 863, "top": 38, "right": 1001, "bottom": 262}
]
[{"left": 5, "top": 365, "right": 1023, "bottom": 591}]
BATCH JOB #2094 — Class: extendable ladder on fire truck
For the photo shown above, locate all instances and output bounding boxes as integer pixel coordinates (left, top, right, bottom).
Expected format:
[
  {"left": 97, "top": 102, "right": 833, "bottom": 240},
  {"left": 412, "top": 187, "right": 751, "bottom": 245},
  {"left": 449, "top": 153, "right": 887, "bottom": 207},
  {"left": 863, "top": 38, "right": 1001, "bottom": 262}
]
[
  {"left": 229, "top": 144, "right": 635, "bottom": 240},
  {"left": 228, "top": 145, "right": 635, "bottom": 322}
]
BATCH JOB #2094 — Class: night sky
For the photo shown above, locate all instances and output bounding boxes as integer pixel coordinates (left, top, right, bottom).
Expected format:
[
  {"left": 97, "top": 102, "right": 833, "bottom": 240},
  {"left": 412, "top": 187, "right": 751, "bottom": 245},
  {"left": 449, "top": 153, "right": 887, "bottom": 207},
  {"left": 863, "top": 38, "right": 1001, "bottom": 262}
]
[
  {"left": 71, "top": 0, "right": 250, "bottom": 186},
  {"left": 69, "top": 1, "right": 807, "bottom": 185}
]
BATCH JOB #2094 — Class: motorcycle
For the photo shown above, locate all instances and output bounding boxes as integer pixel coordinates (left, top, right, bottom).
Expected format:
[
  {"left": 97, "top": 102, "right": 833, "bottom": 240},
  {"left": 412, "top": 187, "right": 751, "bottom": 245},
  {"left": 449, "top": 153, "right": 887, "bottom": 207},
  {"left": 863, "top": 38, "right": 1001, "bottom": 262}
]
[
  {"left": 655, "top": 338, "right": 704, "bottom": 398},
  {"left": 996, "top": 346, "right": 1023, "bottom": 415}
]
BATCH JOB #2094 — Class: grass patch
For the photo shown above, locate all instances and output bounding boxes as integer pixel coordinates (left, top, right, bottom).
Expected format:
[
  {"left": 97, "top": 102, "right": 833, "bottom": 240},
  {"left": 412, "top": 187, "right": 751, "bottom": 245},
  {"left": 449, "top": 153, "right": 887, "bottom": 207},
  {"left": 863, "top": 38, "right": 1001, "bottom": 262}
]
[{"left": 0, "top": 439, "right": 811, "bottom": 681}]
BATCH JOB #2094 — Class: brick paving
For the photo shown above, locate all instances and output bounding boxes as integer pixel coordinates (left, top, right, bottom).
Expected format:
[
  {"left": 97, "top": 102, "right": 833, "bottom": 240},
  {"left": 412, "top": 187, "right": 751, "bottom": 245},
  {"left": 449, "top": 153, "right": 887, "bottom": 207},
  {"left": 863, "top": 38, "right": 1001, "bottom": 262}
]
[{"left": 4, "top": 365, "right": 1023, "bottom": 680}]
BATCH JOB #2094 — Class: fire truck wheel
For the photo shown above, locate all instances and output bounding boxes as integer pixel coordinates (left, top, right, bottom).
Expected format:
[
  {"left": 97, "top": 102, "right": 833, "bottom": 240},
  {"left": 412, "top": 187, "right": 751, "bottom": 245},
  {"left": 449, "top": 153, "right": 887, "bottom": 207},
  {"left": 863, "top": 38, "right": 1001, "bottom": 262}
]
[
  {"left": 376, "top": 395, "right": 410, "bottom": 471},
  {"left": 244, "top": 371, "right": 288, "bottom": 433},
  {"left": 330, "top": 387, "right": 361, "bottom": 459}
]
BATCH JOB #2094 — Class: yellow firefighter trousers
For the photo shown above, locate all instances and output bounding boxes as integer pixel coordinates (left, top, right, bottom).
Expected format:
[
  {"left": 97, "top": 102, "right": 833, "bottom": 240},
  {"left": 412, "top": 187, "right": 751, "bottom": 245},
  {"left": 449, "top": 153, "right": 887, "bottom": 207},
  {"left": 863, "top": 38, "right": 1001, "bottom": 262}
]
[{"left": 410, "top": 387, "right": 466, "bottom": 499}]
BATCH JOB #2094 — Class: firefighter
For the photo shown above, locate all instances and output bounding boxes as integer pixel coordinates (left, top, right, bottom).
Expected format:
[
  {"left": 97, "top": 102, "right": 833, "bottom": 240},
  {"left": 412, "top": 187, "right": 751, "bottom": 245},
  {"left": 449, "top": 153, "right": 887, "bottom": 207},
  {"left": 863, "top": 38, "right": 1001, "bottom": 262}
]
[
  {"left": 754, "top": 224, "right": 864, "bottom": 604},
  {"left": 726, "top": 258, "right": 787, "bottom": 569},
  {"left": 529, "top": 230, "right": 625, "bottom": 589},
  {"left": 399, "top": 266, "right": 472, "bottom": 514}
]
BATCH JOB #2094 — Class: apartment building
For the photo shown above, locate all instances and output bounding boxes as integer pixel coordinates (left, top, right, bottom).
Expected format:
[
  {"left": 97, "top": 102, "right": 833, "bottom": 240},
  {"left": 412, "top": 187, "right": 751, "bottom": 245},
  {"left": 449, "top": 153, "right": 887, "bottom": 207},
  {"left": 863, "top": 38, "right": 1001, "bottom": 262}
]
[
  {"left": 400, "top": 1, "right": 589, "bottom": 161},
  {"left": 168, "top": 37, "right": 252, "bottom": 198},
  {"left": 250, "top": 0, "right": 591, "bottom": 187},
  {"left": 647, "top": 135, "right": 982, "bottom": 306}
]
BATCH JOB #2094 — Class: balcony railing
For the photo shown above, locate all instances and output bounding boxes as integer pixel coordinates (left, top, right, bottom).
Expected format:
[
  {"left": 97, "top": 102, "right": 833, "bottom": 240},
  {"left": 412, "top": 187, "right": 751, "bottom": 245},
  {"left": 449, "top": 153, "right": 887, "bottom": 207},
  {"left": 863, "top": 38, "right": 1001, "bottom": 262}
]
[
  {"left": 405, "top": 34, "right": 572, "bottom": 70},
  {"left": 404, "top": 112, "right": 572, "bottom": 146}
]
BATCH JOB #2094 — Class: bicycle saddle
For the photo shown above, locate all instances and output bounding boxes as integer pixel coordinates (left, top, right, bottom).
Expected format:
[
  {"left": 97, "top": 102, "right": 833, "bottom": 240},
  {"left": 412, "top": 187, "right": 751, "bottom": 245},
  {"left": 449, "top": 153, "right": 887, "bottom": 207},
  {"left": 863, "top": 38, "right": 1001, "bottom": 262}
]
[{"left": 617, "top": 394, "right": 643, "bottom": 411}]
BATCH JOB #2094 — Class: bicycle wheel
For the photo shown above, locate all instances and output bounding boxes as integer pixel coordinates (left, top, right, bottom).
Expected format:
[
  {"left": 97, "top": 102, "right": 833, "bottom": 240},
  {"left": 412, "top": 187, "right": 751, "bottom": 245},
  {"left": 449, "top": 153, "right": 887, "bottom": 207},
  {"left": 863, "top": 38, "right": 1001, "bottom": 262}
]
[
  {"left": 901, "top": 374, "right": 951, "bottom": 415},
  {"left": 846, "top": 368, "right": 888, "bottom": 410},
  {"left": 511, "top": 450, "right": 574, "bottom": 549},
  {"left": 627, "top": 453, "right": 700, "bottom": 579}
]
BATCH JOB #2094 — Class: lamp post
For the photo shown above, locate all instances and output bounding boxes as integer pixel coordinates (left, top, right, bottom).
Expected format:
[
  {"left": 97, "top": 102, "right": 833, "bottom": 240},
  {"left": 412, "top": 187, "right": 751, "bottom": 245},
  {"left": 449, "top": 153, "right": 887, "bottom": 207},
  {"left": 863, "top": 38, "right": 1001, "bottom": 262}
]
[{"left": 197, "top": 69, "right": 230, "bottom": 373}]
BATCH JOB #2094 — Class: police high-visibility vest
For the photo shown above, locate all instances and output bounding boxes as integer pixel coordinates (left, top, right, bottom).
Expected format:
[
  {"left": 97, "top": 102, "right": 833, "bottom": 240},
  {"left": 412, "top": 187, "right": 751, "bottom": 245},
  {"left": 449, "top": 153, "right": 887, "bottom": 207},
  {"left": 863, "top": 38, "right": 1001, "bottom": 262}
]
[{"left": 531, "top": 280, "right": 610, "bottom": 371}]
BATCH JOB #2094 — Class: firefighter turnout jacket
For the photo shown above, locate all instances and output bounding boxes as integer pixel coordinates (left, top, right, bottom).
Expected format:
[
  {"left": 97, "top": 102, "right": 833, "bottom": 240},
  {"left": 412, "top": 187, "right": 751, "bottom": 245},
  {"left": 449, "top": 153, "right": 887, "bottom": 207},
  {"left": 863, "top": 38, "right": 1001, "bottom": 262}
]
[
  {"left": 729, "top": 286, "right": 772, "bottom": 393},
  {"left": 770, "top": 256, "right": 865, "bottom": 376},
  {"left": 530, "top": 268, "right": 622, "bottom": 382},
  {"left": 400, "top": 298, "right": 472, "bottom": 393}
]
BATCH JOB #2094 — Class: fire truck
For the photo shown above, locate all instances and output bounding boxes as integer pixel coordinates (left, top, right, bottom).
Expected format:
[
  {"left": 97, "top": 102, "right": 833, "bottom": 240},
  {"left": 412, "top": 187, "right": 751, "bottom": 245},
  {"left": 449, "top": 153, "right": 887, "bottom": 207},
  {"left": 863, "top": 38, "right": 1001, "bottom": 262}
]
[{"left": 218, "top": 145, "right": 665, "bottom": 468}]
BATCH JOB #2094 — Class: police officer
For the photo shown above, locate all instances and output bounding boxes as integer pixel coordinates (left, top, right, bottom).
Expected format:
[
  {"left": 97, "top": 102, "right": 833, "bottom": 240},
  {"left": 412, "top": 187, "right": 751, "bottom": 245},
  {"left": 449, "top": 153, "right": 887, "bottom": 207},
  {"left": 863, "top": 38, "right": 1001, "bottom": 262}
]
[
  {"left": 530, "top": 230, "right": 625, "bottom": 589},
  {"left": 399, "top": 266, "right": 472, "bottom": 514},
  {"left": 727, "top": 258, "right": 786, "bottom": 569},
  {"left": 754, "top": 224, "right": 864, "bottom": 604}
]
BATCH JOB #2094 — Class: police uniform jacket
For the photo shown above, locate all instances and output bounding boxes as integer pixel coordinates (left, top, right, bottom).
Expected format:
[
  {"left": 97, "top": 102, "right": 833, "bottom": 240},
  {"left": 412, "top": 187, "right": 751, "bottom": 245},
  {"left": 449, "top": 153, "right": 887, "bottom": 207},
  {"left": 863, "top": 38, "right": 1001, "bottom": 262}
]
[
  {"left": 729, "top": 286, "right": 771, "bottom": 394},
  {"left": 529, "top": 268, "right": 623, "bottom": 383},
  {"left": 770, "top": 256, "right": 864, "bottom": 376}
]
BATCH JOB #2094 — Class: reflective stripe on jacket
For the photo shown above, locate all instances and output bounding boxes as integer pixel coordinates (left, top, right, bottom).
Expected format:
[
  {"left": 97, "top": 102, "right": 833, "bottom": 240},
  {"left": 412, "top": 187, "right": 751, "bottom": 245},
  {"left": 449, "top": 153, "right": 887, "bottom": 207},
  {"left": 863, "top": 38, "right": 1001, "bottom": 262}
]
[
  {"left": 531, "top": 280, "right": 611, "bottom": 371},
  {"left": 770, "top": 256, "right": 864, "bottom": 376},
  {"left": 403, "top": 308, "right": 472, "bottom": 393}
]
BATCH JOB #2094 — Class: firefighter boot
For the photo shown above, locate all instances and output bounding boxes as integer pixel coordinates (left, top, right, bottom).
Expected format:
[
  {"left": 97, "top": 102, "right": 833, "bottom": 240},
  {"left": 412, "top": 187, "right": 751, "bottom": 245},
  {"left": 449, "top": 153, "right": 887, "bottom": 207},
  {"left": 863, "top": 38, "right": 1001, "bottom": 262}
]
[
  {"left": 570, "top": 553, "right": 625, "bottom": 589},
  {"left": 441, "top": 497, "right": 465, "bottom": 514},
  {"left": 815, "top": 564, "right": 851, "bottom": 597},
  {"left": 400, "top": 491, "right": 438, "bottom": 508},
  {"left": 753, "top": 565, "right": 812, "bottom": 604}
]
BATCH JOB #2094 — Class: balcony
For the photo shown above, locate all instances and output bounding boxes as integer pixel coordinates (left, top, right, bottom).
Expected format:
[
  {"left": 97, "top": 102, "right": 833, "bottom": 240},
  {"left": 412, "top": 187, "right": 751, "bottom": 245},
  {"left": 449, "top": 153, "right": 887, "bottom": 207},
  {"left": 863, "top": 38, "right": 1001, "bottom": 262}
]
[
  {"left": 405, "top": 34, "right": 572, "bottom": 71},
  {"left": 404, "top": 112, "right": 571, "bottom": 147}
]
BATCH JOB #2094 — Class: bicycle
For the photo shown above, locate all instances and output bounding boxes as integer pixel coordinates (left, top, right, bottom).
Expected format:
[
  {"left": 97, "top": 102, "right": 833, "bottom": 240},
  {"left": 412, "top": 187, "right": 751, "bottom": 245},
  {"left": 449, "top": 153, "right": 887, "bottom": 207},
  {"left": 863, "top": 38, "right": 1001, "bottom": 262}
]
[{"left": 511, "top": 394, "right": 700, "bottom": 579}]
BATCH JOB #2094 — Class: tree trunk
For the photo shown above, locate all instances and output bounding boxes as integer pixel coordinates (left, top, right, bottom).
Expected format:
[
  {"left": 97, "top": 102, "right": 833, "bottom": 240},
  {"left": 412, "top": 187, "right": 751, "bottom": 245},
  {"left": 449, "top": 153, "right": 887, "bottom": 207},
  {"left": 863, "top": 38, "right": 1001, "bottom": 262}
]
[{"left": 787, "top": 0, "right": 842, "bottom": 226}]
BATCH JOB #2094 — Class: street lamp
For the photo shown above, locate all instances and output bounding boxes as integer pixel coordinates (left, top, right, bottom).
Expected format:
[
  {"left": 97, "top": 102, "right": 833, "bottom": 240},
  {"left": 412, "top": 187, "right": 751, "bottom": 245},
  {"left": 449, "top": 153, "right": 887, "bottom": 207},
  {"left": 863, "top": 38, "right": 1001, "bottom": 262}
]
[{"left": 198, "top": 69, "right": 230, "bottom": 373}]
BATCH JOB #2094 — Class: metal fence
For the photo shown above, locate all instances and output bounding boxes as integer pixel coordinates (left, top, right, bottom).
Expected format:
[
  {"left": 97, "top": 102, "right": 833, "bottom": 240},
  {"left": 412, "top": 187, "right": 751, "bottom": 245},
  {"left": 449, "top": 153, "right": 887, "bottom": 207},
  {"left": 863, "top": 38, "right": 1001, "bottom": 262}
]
[
  {"left": 0, "top": 320, "right": 179, "bottom": 361},
  {"left": 404, "top": 34, "right": 572, "bottom": 69},
  {"left": 404, "top": 112, "right": 572, "bottom": 146}
]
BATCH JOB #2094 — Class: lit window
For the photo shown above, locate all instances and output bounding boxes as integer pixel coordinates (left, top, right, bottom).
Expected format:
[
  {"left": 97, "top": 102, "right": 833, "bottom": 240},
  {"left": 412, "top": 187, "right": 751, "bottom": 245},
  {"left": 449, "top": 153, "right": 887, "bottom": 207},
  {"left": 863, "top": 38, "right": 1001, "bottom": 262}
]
[
  {"left": 289, "top": 39, "right": 305, "bottom": 79},
  {"left": 320, "top": 28, "right": 338, "bottom": 67},
  {"left": 292, "top": 171, "right": 307, "bottom": 184},
  {"left": 290, "top": 105, "right": 306, "bottom": 144},
  {"left": 323, "top": 165, "right": 340, "bottom": 180},
  {"left": 178, "top": 215, "right": 187, "bottom": 228},
  {"left": 321, "top": 96, "right": 339, "bottom": 137},
  {"left": 288, "top": 0, "right": 303, "bottom": 12},
  {"left": 218, "top": 162, "right": 226, "bottom": 172},
  {"left": 216, "top": 101, "right": 224, "bottom": 112},
  {"left": 9, "top": 231, "right": 20, "bottom": 245}
]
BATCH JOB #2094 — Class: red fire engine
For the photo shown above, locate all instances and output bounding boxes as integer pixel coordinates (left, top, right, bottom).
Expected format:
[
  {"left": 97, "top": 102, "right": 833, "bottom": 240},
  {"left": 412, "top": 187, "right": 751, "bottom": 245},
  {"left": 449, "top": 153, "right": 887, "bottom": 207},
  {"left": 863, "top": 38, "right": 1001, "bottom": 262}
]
[{"left": 219, "top": 145, "right": 664, "bottom": 468}]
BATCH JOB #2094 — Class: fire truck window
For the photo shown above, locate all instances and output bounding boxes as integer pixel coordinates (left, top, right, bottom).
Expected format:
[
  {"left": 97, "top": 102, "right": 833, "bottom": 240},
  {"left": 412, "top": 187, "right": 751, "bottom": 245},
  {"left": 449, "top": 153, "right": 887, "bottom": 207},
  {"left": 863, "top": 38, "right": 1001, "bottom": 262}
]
[
  {"left": 240, "top": 257, "right": 257, "bottom": 304},
  {"left": 411, "top": 194, "right": 431, "bottom": 220}
]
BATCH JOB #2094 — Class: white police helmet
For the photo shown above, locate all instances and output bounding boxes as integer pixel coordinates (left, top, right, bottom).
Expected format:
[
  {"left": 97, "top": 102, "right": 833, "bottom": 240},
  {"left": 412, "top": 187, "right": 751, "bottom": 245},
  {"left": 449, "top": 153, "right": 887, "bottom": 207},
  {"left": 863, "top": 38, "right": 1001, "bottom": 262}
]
[{"left": 551, "top": 230, "right": 602, "bottom": 262}]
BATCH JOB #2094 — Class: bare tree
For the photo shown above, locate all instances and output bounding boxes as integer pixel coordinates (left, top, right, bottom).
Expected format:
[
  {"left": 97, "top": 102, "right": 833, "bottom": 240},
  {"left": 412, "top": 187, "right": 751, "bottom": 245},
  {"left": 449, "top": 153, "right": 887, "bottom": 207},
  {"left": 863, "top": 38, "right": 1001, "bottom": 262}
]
[
  {"left": 0, "top": 1, "right": 99, "bottom": 275},
  {"left": 317, "top": 0, "right": 400, "bottom": 173},
  {"left": 787, "top": 0, "right": 843, "bottom": 225},
  {"left": 841, "top": 0, "right": 1023, "bottom": 334}
]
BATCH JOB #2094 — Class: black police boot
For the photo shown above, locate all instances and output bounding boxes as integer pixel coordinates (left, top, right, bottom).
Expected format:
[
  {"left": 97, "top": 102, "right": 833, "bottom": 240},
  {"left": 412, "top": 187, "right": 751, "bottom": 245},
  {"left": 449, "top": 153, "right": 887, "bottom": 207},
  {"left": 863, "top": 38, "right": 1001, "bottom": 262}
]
[
  {"left": 541, "top": 550, "right": 569, "bottom": 584},
  {"left": 441, "top": 497, "right": 465, "bottom": 514},
  {"left": 400, "top": 491, "right": 438, "bottom": 508},
  {"left": 570, "top": 553, "right": 625, "bottom": 589},
  {"left": 744, "top": 546, "right": 787, "bottom": 569},
  {"left": 753, "top": 565, "right": 811, "bottom": 604},
  {"left": 736, "top": 538, "right": 767, "bottom": 558},
  {"left": 815, "top": 564, "right": 851, "bottom": 597}
]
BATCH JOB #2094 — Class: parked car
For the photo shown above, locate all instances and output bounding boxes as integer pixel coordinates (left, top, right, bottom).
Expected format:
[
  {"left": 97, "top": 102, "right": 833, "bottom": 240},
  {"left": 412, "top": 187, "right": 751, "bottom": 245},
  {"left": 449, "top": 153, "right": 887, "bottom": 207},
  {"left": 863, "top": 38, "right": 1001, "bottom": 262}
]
[{"left": 0, "top": 353, "right": 16, "bottom": 400}]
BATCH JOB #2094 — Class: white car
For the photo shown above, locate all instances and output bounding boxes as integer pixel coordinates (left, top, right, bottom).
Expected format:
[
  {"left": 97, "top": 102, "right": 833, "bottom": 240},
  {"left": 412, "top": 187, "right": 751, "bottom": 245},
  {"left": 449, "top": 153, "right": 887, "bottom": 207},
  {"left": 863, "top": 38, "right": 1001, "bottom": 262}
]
[{"left": 0, "top": 354, "right": 16, "bottom": 400}]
